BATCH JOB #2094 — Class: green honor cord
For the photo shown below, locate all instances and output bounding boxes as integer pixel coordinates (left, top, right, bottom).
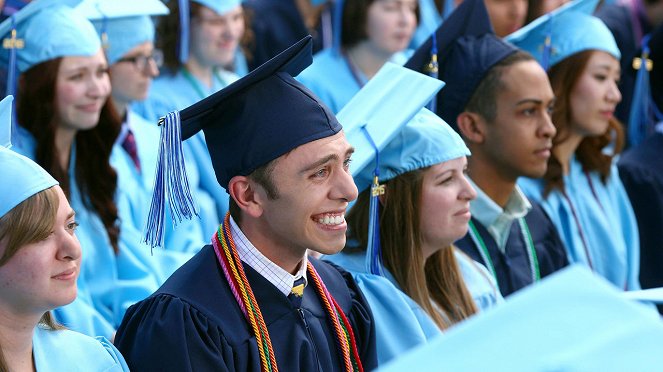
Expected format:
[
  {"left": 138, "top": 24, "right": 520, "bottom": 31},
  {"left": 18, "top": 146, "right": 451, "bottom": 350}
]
[{"left": 468, "top": 218, "right": 541, "bottom": 284}]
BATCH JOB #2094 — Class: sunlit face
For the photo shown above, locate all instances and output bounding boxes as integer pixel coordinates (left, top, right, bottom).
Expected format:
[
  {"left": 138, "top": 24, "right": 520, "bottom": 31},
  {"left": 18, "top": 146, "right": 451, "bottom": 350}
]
[
  {"left": 0, "top": 186, "right": 81, "bottom": 316},
  {"left": 55, "top": 49, "right": 111, "bottom": 133},
  {"left": 110, "top": 41, "right": 159, "bottom": 106},
  {"left": 484, "top": 0, "right": 527, "bottom": 37},
  {"left": 364, "top": 0, "right": 417, "bottom": 55},
  {"left": 255, "top": 131, "right": 358, "bottom": 258},
  {"left": 419, "top": 157, "right": 477, "bottom": 259},
  {"left": 190, "top": 4, "right": 245, "bottom": 67},
  {"left": 481, "top": 60, "right": 556, "bottom": 180},
  {"left": 568, "top": 51, "right": 622, "bottom": 137}
]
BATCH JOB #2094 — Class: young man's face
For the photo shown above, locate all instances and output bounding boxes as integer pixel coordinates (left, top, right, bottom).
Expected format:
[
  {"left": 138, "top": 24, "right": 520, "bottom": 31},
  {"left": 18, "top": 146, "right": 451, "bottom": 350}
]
[
  {"left": 256, "top": 131, "right": 358, "bottom": 258},
  {"left": 480, "top": 60, "right": 556, "bottom": 181}
]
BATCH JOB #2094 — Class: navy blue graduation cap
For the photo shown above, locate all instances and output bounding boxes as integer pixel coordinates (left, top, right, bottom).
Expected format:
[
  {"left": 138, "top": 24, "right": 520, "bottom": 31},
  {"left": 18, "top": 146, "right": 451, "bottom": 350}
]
[
  {"left": 145, "top": 35, "right": 341, "bottom": 247},
  {"left": 404, "top": 0, "right": 518, "bottom": 127}
]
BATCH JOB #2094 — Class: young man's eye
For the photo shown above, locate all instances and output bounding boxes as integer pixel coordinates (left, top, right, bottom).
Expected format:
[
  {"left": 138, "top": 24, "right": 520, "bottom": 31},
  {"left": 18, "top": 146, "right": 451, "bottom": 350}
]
[
  {"left": 343, "top": 158, "right": 352, "bottom": 169},
  {"left": 313, "top": 168, "right": 329, "bottom": 178}
]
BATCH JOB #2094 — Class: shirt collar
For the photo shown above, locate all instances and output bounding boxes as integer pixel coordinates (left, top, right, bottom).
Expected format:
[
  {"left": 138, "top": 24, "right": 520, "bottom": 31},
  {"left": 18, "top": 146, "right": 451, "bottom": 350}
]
[{"left": 229, "top": 216, "right": 308, "bottom": 296}]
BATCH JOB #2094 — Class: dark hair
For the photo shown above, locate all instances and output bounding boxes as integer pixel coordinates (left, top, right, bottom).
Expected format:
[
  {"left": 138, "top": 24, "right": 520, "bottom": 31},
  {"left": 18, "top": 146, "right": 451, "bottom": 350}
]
[
  {"left": 346, "top": 169, "right": 477, "bottom": 329},
  {"left": 465, "top": 51, "right": 535, "bottom": 122},
  {"left": 341, "top": 0, "right": 420, "bottom": 48},
  {"left": 228, "top": 158, "right": 280, "bottom": 224},
  {"left": 17, "top": 58, "right": 122, "bottom": 254},
  {"left": 543, "top": 50, "right": 625, "bottom": 196},
  {"left": 158, "top": 2, "right": 253, "bottom": 72}
]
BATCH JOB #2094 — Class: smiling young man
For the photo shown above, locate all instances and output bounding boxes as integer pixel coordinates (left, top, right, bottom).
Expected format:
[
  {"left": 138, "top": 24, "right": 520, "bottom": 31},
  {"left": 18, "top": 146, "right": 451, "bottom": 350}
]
[
  {"left": 406, "top": 0, "right": 568, "bottom": 297},
  {"left": 114, "top": 36, "right": 377, "bottom": 372}
]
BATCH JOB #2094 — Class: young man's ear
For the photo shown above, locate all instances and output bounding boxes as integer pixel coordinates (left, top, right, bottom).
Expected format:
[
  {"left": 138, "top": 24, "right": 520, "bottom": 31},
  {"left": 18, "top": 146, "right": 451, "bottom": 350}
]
[
  {"left": 228, "top": 176, "right": 265, "bottom": 218},
  {"left": 456, "top": 112, "right": 486, "bottom": 144}
]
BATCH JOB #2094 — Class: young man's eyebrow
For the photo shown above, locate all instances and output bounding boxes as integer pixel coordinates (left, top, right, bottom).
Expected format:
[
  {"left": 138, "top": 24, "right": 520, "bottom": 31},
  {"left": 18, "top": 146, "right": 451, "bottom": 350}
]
[{"left": 299, "top": 154, "right": 339, "bottom": 174}]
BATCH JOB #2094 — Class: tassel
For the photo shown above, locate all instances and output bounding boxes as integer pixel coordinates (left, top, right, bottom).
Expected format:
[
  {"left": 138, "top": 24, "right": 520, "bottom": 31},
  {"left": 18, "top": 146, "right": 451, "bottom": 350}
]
[
  {"left": 3, "top": 16, "right": 22, "bottom": 147},
  {"left": 360, "top": 125, "right": 386, "bottom": 276},
  {"left": 628, "top": 34, "right": 654, "bottom": 147},
  {"left": 425, "top": 31, "right": 439, "bottom": 112},
  {"left": 143, "top": 111, "right": 198, "bottom": 249},
  {"left": 177, "top": 0, "right": 190, "bottom": 64}
]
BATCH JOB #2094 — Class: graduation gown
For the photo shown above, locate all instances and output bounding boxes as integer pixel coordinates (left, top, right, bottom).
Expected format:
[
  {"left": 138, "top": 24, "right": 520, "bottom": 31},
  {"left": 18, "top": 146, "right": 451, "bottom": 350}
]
[
  {"left": 132, "top": 68, "right": 238, "bottom": 236},
  {"left": 619, "top": 132, "right": 663, "bottom": 311},
  {"left": 13, "top": 127, "right": 160, "bottom": 339},
  {"left": 455, "top": 202, "right": 569, "bottom": 297},
  {"left": 520, "top": 156, "right": 641, "bottom": 290},
  {"left": 114, "top": 246, "right": 378, "bottom": 371},
  {"left": 33, "top": 326, "right": 129, "bottom": 371}
]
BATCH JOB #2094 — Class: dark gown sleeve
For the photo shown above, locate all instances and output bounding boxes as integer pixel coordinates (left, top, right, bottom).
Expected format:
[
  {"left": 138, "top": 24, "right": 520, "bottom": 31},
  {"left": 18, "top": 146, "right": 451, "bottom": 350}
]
[
  {"left": 324, "top": 261, "right": 378, "bottom": 371},
  {"left": 530, "top": 202, "right": 570, "bottom": 275},
  {"left": 114, "top": 294, "right": 233, "bottom": 372}
]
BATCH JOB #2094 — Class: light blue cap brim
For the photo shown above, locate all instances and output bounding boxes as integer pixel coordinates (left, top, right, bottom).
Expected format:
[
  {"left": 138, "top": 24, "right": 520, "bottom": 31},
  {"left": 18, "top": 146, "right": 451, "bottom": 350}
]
[
  {"left": 337, "top": 62, "right": 445, "bottom": 190},
  {"left": 381, "top": 265, "right": 663, "bottom": 372},
  {"left": 0, "top": 0, "right": 100, "bottom": 72},
  {"left": 0, "top": 95, "right": 58, "bottom": 218},
  {"left": 76, "top": 0, "right": 168, "bottom": 64},
  {"left": 506, "top": 0, "right": 620, "bottom": 69},
  {"left": 192, "top": 0, "right": 242, "bottom": 15}
]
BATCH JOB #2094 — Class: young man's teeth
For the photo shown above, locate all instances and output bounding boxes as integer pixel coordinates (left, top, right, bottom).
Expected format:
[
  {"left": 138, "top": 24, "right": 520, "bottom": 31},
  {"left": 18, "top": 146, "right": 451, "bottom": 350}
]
[{"left": 317, "top": 214, "right": 344, "bottom": 225}]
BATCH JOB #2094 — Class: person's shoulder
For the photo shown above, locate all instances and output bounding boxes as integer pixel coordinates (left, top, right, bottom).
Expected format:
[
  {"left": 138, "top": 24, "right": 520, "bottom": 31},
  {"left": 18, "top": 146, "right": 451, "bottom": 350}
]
[
  {"left": 298, "top": 49, "right": 345, "bottom": 82},
  {"left": 34, "top": 327, "right": 129, "bottom": 371}
]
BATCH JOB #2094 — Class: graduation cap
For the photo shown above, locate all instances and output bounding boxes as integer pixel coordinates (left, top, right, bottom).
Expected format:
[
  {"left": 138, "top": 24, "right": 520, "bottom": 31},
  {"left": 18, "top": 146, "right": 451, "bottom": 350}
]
[
  {"left": 75, "top": 0, "right": 168, "bottom": 65},
  {"left": 404, "top": 0, "right": 518, "bottom": 127},
  {"left": 337, "top": 62, "right": 467, "bottom": 275},
  {"left": 144, "top": 35, "right": 340, "bottom": 247},
  {"left": 381, "top": 265, "right": 663, "bottom": 372},
  {"left": 174, "top": 0, "right": 242, "bottom": 64},
  {"left": 506, "top": 0, "right": 619, "bottom": 70},
  {"left": 0, "top": 95, "right": 58, "bottom": 218}
]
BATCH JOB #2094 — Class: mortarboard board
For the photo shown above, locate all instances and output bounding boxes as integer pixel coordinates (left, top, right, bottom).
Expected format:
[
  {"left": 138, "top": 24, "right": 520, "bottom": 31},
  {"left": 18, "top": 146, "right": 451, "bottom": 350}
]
[
  {"left": 144, "top": 35, "right": 340, "bottom": 247},
  {"left": 506, "top": 0, "right": 619, "bottom": 70},
  {"left": 76, "top": 0, "right": 169, "bottom": 65},
  {"left": 405, "top": 0, "right": 518, "bottom": 128},
  {"left": 337, "top": 62, "right": 468, "bottom": 275},
  {"left": 175, "top": 0, "right": 243, "bottom": 64},
  {"left": 380, "top": 265, "right": 663, "bottom": 372},
  {"left": 0, "top": 95, "right": 58, "bottom": 218}
]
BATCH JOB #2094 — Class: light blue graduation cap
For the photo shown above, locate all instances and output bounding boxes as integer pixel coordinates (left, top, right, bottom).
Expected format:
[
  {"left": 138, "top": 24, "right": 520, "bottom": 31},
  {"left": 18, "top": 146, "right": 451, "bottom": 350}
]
[
  {"left": 175, "top": 0, "right": 243, "bottom": 64},
  {"left": 76, "top": 0, "right": 168, "bottom": 65},
  {"left": 338, "top": 62, "right": 469, "bottom": 275},
  {"left": 506, "top": 0, "right": 620, "bottom": 70},
  {"left": 0, "top": 95, "right": 58, "bottom": 218},
  {"left": 380, "top": 265, "right": 663, "bottom": 372}
]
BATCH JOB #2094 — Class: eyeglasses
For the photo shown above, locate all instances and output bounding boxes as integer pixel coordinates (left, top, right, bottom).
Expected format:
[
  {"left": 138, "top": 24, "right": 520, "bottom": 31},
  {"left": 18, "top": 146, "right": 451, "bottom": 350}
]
[{"left": 116, "top": 49, "right": 164, "bottom": 71}]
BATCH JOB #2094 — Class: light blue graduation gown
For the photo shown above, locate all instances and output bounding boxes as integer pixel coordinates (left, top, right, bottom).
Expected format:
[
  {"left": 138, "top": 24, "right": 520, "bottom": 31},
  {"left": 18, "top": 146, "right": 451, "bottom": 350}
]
[
  {"left": 297, "top": 49, "right": 412, "bottom": 114},
  {"left": 13, "top": 128, "right": 160, "bottom": 339},
  {"left": 132, "top": 68, "right": 238, "bottom": 236},
  {"left": 33, "top": 326, "right": 129, "bottom": 371},
  {"left": 111, "top": 110, "right": 201, "bottom": 284},
  {"left": 519, "top": 156, "right": 641, "bottom": 290}
]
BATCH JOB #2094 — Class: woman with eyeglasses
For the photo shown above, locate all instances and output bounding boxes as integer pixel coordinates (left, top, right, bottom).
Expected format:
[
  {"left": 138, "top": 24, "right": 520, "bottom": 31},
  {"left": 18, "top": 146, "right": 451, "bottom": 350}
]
[
  {"left": 78, "top": 0, "right": 202, "bottom": 284},
  {"left": 7, "top": 2, "right": 161, "bottom": 340}
]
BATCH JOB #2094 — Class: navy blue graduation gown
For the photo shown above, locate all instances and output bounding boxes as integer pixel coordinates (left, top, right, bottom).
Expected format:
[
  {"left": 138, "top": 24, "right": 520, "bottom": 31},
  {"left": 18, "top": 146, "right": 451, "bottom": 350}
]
[
  {"left": 114, "top": 246, "right": 377, "bottom": 371},
  {"left": 618, "top": 132, "right": 663, "bottom": 313},
  {"left": 455, "top": 202, "right": 569, "bottom": 296},
  {"left": 244, "top": 0, "right": 324, "bottom": 71}
]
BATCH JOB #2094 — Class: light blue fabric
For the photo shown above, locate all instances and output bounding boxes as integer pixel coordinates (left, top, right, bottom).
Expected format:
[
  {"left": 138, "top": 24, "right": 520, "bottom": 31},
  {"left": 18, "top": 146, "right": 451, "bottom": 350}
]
[
  {"left": 193, "top": 0, "right": 242, "bottom": 15},
  {"left": 0, "top": 0, "right": 100, "bottom": 73},
  {"left": 324, "top": 251, "right": 441, "bottom": 365},
  {"left": 0, "top": 96, "right": 58, "bottom": 218},
  {"left": 380, "top": 266, "right": 663, "bottom": 372},
  {"left": 519, "top": 156, "right": 641, "bottom": 290},
  {"left": 297, "top": 49, "right": 413, "bottom": 114},
  {"left": 506, "top": 0, "right": 620, "bottom": 69},
  {"left": 411, "top": 0, "right": 443, "bottom": 48},
  {"left": 132, "top": 68, "right": 238, "bottom": 236},
  {"left": 112, "top": 110, "right": 200, "bottom": 285},
  {"left": 33, "top": 326, "right": 129, "bottom": 371},
  {"left": 13, "top": 127, "right": 160, "bottom": 339},
  {"left": 454, "top": 250, "right": 505, "bottom": 310},
  {"left": 77, "top": 0, "right": 169, "bottom": 64}
]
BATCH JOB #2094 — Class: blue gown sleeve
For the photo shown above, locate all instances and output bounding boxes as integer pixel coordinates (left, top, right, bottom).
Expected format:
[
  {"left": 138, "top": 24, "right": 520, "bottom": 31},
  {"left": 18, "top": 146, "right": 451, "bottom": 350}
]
[
  {"left": 95, "top": 337, "right": 131, "bottom": 371},
  {"left": 114, "top": 294, "right": 232, "bottom": 372},
  {"left": 611, "top": 165, "right": 642, "bottom": 290}
]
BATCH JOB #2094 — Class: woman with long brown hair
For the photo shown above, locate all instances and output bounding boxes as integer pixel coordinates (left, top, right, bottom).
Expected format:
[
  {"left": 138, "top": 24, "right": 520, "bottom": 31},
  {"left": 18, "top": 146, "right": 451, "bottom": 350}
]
[
  {"left": 4, "top": 1, "right": 158, "bottom": 339},
  {"left": 511, "top": 0, "right": 641, "bottom": 290}
]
